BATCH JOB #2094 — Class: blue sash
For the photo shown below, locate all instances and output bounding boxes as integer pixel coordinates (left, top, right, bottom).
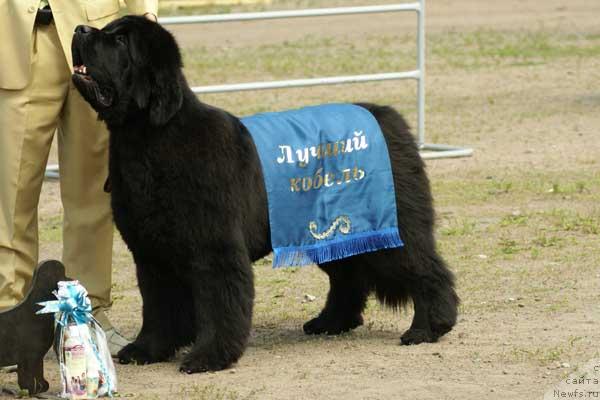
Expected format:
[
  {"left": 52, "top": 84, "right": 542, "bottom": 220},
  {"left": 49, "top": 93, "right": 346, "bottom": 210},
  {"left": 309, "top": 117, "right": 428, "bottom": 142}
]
[{"left": 242, "top": 104, "right": 403, "bottom": 267}]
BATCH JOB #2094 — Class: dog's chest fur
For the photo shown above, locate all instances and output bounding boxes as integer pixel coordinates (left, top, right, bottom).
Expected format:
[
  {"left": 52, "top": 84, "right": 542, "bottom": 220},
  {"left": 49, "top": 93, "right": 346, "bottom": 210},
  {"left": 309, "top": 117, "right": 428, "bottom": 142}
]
[
  {"left": 107, "top": 118, "right": 272, "bottom": 267},
  {"left": 108, "top": 134, "right": 183, "bottom": 263}
]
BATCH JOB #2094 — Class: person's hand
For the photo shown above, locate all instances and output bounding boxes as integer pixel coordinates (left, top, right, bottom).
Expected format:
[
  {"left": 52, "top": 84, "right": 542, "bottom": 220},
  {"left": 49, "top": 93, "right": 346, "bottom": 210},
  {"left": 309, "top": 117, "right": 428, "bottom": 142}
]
[{"left": 143, "top": 12, "right": 157, "bottom": 22}]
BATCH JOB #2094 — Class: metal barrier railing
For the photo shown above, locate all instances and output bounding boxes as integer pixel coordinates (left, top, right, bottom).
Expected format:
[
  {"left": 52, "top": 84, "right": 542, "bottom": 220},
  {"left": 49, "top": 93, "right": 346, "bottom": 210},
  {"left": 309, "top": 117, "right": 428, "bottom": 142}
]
[{"left": 45, "top": 0, "right": 472, "bottom": 179}]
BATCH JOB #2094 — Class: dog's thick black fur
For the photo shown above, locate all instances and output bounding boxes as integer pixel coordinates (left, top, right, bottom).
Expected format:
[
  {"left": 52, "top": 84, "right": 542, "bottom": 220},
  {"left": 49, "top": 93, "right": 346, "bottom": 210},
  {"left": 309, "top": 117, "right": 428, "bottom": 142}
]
[{"left": 71, "top": 16, "right": 459, "bottom": 374}]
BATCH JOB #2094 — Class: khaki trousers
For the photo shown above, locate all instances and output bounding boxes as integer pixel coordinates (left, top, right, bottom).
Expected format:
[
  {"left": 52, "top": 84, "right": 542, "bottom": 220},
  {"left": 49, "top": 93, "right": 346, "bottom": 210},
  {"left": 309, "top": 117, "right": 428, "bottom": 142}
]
[{"left": 0, "top": 22, "right": 114, "bottom": 328}]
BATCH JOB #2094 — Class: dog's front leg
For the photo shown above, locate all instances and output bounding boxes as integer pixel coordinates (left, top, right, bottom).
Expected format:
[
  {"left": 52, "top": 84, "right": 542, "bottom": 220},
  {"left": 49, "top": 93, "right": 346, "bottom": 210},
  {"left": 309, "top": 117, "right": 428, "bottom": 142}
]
[
  {"left": 118, "top": 260, "right": 193, "bottom": 364},
  {"left": 179, "top": 248, "right": 254, "bottom": 374}
]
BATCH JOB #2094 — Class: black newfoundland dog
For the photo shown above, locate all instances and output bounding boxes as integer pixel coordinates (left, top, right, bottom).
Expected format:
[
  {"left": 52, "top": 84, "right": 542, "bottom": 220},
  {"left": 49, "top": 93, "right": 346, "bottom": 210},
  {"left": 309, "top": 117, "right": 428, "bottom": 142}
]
[{"left": 71, "top": 16, "right": 458, "bottom": 373}]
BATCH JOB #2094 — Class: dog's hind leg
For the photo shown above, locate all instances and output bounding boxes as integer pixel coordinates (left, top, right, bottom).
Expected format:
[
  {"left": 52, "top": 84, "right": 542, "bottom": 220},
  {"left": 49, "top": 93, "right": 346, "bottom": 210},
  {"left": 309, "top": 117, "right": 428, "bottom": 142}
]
[
  {"left": 366, "top": 247, "right": 458, "bottom": 345},
  {"left": 421, "top": 253, "right": 459, "bottom": 341},
  {"left": 179, "top": 247, "right": 254, "bottom": 374},
  {"left": 398, "top": 279, "right": 435, "bottom": 345},
  {"left": 398, "top": 260, "right": 458, "bottom": 345},
  {"left": 303, "top": 259, "right": 369, "bottom": 335}
]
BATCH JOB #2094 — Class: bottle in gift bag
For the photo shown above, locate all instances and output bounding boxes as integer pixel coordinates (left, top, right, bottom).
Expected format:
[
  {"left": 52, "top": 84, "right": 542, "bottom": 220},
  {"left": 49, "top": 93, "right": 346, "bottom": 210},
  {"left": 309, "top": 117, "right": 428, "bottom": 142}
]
[
  {"left": 86, "top": 346, "right": 100, "bottom": 398},
  {"left": 64, "top": 324, "right": 87, "bottom": 399},
  {"left": 37, "top": 281, "right": 118, "bottom": 398}
]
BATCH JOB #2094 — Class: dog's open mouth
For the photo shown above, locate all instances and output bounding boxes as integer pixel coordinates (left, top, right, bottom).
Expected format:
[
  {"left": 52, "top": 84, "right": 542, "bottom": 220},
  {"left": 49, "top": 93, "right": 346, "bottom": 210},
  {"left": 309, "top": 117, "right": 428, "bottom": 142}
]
[
  {"left": 72, "top": 63, "right": 114, "bottom": 108},
  {"left": 72, "top": 43, "right": 88, "bottom": 79},
  {"left": 71, "top": 40, "right": 114, "bottom": 108}
]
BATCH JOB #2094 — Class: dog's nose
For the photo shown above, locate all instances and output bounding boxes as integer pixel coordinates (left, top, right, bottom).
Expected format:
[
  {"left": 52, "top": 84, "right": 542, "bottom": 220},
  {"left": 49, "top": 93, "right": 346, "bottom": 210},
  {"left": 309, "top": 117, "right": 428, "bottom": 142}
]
[{"left": 75, "top": 25, "right": 93, "bottom": 34}]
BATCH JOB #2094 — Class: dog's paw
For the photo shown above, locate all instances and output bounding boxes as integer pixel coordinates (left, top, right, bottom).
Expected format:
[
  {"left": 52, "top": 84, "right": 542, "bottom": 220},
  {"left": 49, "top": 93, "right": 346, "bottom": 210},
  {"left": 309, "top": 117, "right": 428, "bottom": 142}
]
[
  {"left": 36, "top": 378, "right": 50, "bottom": 394},
  {"left": 431, "top": 322, "right": 454, "bottom": 340},
  {"left": 117, "top": 342, "right": 158, "bottom": 365},
  {"left": 303, "top": 313, "right": 363, "bottom": 335},
  {"left": 400, "top": 328, "right": 436, "bottom": 345},
  {"left": 179, "top": 353, "right": 233, "bottom": 374},
  {"left": 25, "top": 377, "right": 49, "bottom": 395}
]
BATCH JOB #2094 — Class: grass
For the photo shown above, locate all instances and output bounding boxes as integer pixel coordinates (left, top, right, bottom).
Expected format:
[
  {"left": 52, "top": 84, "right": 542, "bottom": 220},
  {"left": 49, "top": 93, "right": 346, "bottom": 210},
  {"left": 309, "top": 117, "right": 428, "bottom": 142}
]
[
  {"left": 181, "top": 29, "right": 600, "bottom": 89},
  {"left": 431, "top": 170, "right": 600, "bottom": 206},
  {"left": 39, "top": 214, "right": 63, "bottom": 242},
  {"left": 182, "top": 35, "right": 416, "bottom": 86},
  {"left": 175, "top": 384, "right": 263, "bottom": 400},
  {"left": 432, "top": 30, "right": 600, "bottom": 70},
  {"left": 440, "top": 218, "right": 477, "bottom": 237},
  {"left": 113, "top": 384, "right": 263, "bottom": 400},
  {"left": 503, "top": 334, "right": 592, "bottom": 366},
  {"left": 432, "top": 169, "right": 599, "bottom": 313}
]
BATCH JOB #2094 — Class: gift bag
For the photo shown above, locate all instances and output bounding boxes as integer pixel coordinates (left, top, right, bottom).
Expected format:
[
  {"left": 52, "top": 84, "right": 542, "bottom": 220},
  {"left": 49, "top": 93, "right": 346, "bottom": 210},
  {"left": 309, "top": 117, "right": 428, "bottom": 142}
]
[{"left": 37, "top": 281, "right": 117, "bottom": 399}]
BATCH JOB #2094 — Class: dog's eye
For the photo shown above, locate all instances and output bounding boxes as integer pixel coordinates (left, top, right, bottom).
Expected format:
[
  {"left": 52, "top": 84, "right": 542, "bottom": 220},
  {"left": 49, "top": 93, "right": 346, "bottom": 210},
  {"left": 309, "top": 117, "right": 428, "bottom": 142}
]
[{"left": 115, "top": 35, "right": 127, "bottom": 45}]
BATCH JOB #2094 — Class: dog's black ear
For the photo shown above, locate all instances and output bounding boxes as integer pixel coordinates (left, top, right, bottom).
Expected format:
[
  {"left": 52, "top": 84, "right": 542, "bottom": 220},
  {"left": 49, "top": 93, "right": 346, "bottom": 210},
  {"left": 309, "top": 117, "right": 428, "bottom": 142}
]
[
  {"left": 128, "top": 36, "right": 146, "bottom": 66},
  {"left": 148, "top": 69, "right": 183, "bottom": 126},
  {"left": 125, "top": 29, "right": 151, "bottom": 109},
  {"left": 126, "top": 17, "right": 183, "bottom": 126},
  {"left": 131, "top": 72, "right": 151, "bottom": 109}
]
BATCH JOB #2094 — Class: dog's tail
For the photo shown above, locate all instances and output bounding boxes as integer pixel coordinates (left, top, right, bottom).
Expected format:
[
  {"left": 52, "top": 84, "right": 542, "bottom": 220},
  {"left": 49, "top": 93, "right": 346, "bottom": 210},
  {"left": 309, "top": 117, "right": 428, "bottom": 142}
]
[
  {"left": 355, "top": 103, "right": 411, "bottom": 131},
  {"left": 354, "top": 102, "right": 421, "bottom": 159},
  {"left": 356, "top": 102, "right": 427, "bottom": 193}
]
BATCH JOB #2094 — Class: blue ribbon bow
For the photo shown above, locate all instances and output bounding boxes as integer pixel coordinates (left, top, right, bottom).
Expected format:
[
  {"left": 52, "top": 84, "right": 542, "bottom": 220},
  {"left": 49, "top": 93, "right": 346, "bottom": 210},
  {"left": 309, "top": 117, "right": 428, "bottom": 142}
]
[{"left": 36, "top": 280, "right": 92, "bottom": 325}]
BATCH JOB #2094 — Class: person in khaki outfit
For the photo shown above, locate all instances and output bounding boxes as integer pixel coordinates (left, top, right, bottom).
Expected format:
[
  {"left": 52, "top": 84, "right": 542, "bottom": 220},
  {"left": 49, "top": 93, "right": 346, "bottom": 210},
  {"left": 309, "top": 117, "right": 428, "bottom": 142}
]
[{"left": 0, "top": 0, "right": 158, "bottom": 355}]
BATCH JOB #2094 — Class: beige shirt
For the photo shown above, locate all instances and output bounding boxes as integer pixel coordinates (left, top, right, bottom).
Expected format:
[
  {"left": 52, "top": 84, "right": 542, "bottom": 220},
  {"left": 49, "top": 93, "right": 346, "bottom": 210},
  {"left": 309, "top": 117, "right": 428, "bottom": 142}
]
[{"left": 0, "top": 0, "right": 159, "bottom": 90}]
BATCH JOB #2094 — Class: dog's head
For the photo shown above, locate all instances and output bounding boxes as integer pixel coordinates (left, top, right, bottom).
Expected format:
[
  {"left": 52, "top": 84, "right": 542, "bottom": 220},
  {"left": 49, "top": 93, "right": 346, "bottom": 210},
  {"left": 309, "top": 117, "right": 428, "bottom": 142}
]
[{"left": 71, "top": 16, "right": 183, "bottom": 126}]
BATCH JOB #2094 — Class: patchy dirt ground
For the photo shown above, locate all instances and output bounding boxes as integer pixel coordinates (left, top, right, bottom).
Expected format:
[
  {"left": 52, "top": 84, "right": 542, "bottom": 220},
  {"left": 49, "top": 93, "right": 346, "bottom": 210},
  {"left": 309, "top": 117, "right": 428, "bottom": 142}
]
[{"left": 2, "top": 0, "right": 600, "bottom": 399}]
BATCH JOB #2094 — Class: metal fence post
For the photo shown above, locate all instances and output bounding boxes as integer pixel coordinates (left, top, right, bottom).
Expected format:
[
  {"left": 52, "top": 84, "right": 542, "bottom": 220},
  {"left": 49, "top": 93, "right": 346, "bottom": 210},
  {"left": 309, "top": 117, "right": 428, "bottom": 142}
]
[{"left": 417, "top": 0, "right": 425, "bottom": 147}]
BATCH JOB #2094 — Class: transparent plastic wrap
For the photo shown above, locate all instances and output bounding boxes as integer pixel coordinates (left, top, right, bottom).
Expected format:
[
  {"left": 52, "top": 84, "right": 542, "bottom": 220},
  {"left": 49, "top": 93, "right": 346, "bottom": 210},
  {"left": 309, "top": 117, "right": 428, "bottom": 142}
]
[{"left": 37, "top": 281, "right": 117, "bottom": 399}]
